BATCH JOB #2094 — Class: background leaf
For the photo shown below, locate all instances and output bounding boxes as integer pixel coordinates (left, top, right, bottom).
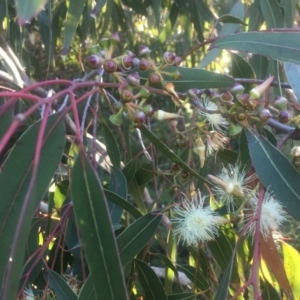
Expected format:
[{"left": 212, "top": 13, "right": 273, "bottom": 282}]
[
  {"left": 0, "top": 113, "right": 65, "bottom": 298},
  {"left": 214, "top": 31, "right": 300, "bottom": 64},
  {"left": 135, "top": 259, "right": 168, "bottom": 300},
  {"left": 71, "top": 152, "right": 128, "bottom": 299},
  {"left": 48, "top": 270, "right": 77, "bottom": 300},
  {"left": 245, "top": 128, "right": 300, "bottom": 221},
  {"left": 16, "top": 0, "right": 48, "bottom": 24}
]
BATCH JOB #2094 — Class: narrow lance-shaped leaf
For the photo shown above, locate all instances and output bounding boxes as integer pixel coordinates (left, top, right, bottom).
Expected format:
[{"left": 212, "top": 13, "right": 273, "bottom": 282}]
[
  {"left": 245, "top": 128, "right": 300, "bottom": 221},
  {"left": 213, "top": 30, "right": 300, "bottom": 65},
  {"left": 0, "top": 113, "right": 65, "bottom": 298},
  {"left": 62, "top": 0, "right": 85, "bottom": 54},
  {"left": 140, "top": 125, "right": 209, "bottom": 184},
  {"left": 71, "top": 152, "right": 128, "bottom": 299},
  {"left": 135, "top": 259, "right": 168, "bottom": 300},
  {"left": 48, "top": 270, "right": 77, "bottom": 300}
]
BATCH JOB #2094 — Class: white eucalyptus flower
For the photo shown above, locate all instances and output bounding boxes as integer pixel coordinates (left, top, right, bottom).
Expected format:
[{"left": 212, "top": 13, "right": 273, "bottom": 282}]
[
  {"left": 245, "top": 192, "right": 287, "bottom": 240},
  {"left": 172, "top": 198, "right": 228, "bottom": 246},
  {"left": 208, "top": 163, "right": 256, "bottom": 211},
  {"left": 198, "top": 98, "right": 228, "bottom": 133}
]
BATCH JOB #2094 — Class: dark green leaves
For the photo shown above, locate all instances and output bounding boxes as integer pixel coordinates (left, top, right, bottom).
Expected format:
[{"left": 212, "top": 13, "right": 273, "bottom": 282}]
[
  {"left": 0, "top": 113, "right": 65, "bottom": 299},
  {"left": 140, "top": 124, "right": 209, "bottom": 184},
  {"left": 71, "top": 152, "right": 128, "bottom": 299},
  {"left": 245, "top": 128, "right": 300, "bottom": 220},
  {"left": 214, "top": 31, "right": 300, "bottom": 64}
]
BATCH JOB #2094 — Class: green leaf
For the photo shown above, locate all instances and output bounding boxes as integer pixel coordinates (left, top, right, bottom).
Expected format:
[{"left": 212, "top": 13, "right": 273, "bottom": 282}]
[
  {"left": 177, "top": 265, "right": 209, "bottom": 291},
  {"left": 214, "top": 252, "right": 236, "bottom": 299},
  {"left": 280, "top": 0, "right": 296, "bottom": 28},
  {"left": 78, "top": 275, "right": 96, "bottom": 300},
  {"left": 259, "top": 0, "right": 283, "bottom": 28},
  {"left": 122, "top": 159, "right": 139, "bottom": 185},
  {"left": 245, "top": 128, "right": 300, "bottom": 221},
  {"left": 135, "top": 163, "right": 154, "bottom": 186},
  {"left": 48, "top": 270, "right": 77, "bottom": 300},
  {"left": 282, "top": 242, "right": 300, "bottom": 299},
  {"left": 213, "top": 31, "right": 300, "bottom": 64},
  {"left": 208, "top": 226, "right": 236, "bottom": 273},
  {"left": 98, "top": 0, "right": 114, "bottom": 38},
  {"left": 135, "top": 259, "right": 168, "bottom": 300},
  {"left": 104, "top": 189, "right": 142, "bottom": 219},
  {"left": 62, "top": 0, "right": 86, "bottom": 54},
  {"left": 199, "top": 1, "right": 245, "bottom": 68},
  {"left": 102, "top": 121, "right": 121, "bottom": 168},
  {"left": 0, "top": 113, "right": 65, "bottom": 299},
  {"left": 284, "top": 62, "right": 300, "bottom": 102},
  {"left": 218, "top": 14, "right": 247, "bottom": 25},
  {"left": 91, "top": 0, "right": 106, "bottom": 15},
  {"left": 190, "top": 0, "right": 204, "bottom": 42},
  {"left": 16, "top": 0, "right": 47, "bottom": 24},
  {"left": 117, "top": 213, "right": 162, "bottom": 267},
  {"left": 152, "top": 0, "right": 161, "bottom": 29},
  {"left": 216, "top": 149, "right": 238, "bottom": 164},
  {"left": 136, "top": 66, "right": 235, "bottom": 90},
  {"left": 249, "top": 0, "right": 264, "bottom": 31},
  {"left": 71, "top": 152, "right": 128, "bottom": 299},
  {"left": 230, "top": 52, "right": 255, "bottom": 91},
  {"left": 108, "top": 166, "right": 127, "bottom": 226},
  {"left": 140, "top": 125, "right": 209, "bottom": 184},
  {"left": 261, "top": 280, "right": 281, "bottom": 300}
]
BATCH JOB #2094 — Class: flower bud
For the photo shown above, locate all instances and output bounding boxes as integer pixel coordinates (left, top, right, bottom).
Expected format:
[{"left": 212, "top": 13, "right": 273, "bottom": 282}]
[
  {"left": 132, "top": 111, "right": 146, "bottom": 123},
  {"left": 274, "top": 96, "right": 288, "bottom": 110},
  {"left": 148, "top": 72, "right": 161, "bottom": 85},
  {"left": 259, "top": 108, "right": 272, "bottom": 122},
  {"left": 163, "top": 82, "right": 179, "bottom": 98},
  {"left": 231, "top": 82, "right": 244, "bottom": 94},
  {"left": 163, "top": 51, "right": 176, "bottom": 65},
  {"left": 132, "top": 57, "right": 140, "bottom": 67},
  {"left": 174, "top": 56, "right": 183, "bottom": 66},
  {"left": 140, "top": 104, "right": 154, "bottom": 116},
  {"left": 249, "top": 76, "right": 274, "bottom": 100},
  {"left": 121, "top": 55, "right": 133, "bottom": 69},
  {"left": 180, "top": 170, "right": 190, "bottom": 180},
  {"left": 120, "top": 89, "right": 134, "bottom": 103},
  {"left": 236, "top": 94, "right": 249, "bottom": 106},
  {"left": 127, "top": 72, "right": 140, "bottom": 85},
  {"left": 235, "top": 111, "right": 247, "bottom": 122},
  {"left": 153, "top": 110, "right": 182, "bottom": 120},
  {"left": 86, "top": 54, "right": 102, "bottom": 69},
  {"left": 103, "top": 59, "right": 117, "bottom": 73},
  {"left": 193, "top": 137, "right": 206, "bottom": 168},
  {"left": 291, "top": 146, "right": 300, "bottom": 158},
  {"left": 139, "top": 58, "right": 151, "bottom": 71},
  {"left": 220, "top": 91, "right": 234, "bottom": 103},
  {"left": 139, "top": 45, "right": 151, "bottom": 56},
  {"left": 171, "top": 163, "right": 180, "bottom": 172},
  {"left": 278, "top": 110, "right": 291, "bottom": 123}
]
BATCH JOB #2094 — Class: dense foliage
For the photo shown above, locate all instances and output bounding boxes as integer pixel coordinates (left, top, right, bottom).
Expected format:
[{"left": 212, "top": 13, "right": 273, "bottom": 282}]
[{"left": 1, "top": 0, "right": 300, "bottom": 299}]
